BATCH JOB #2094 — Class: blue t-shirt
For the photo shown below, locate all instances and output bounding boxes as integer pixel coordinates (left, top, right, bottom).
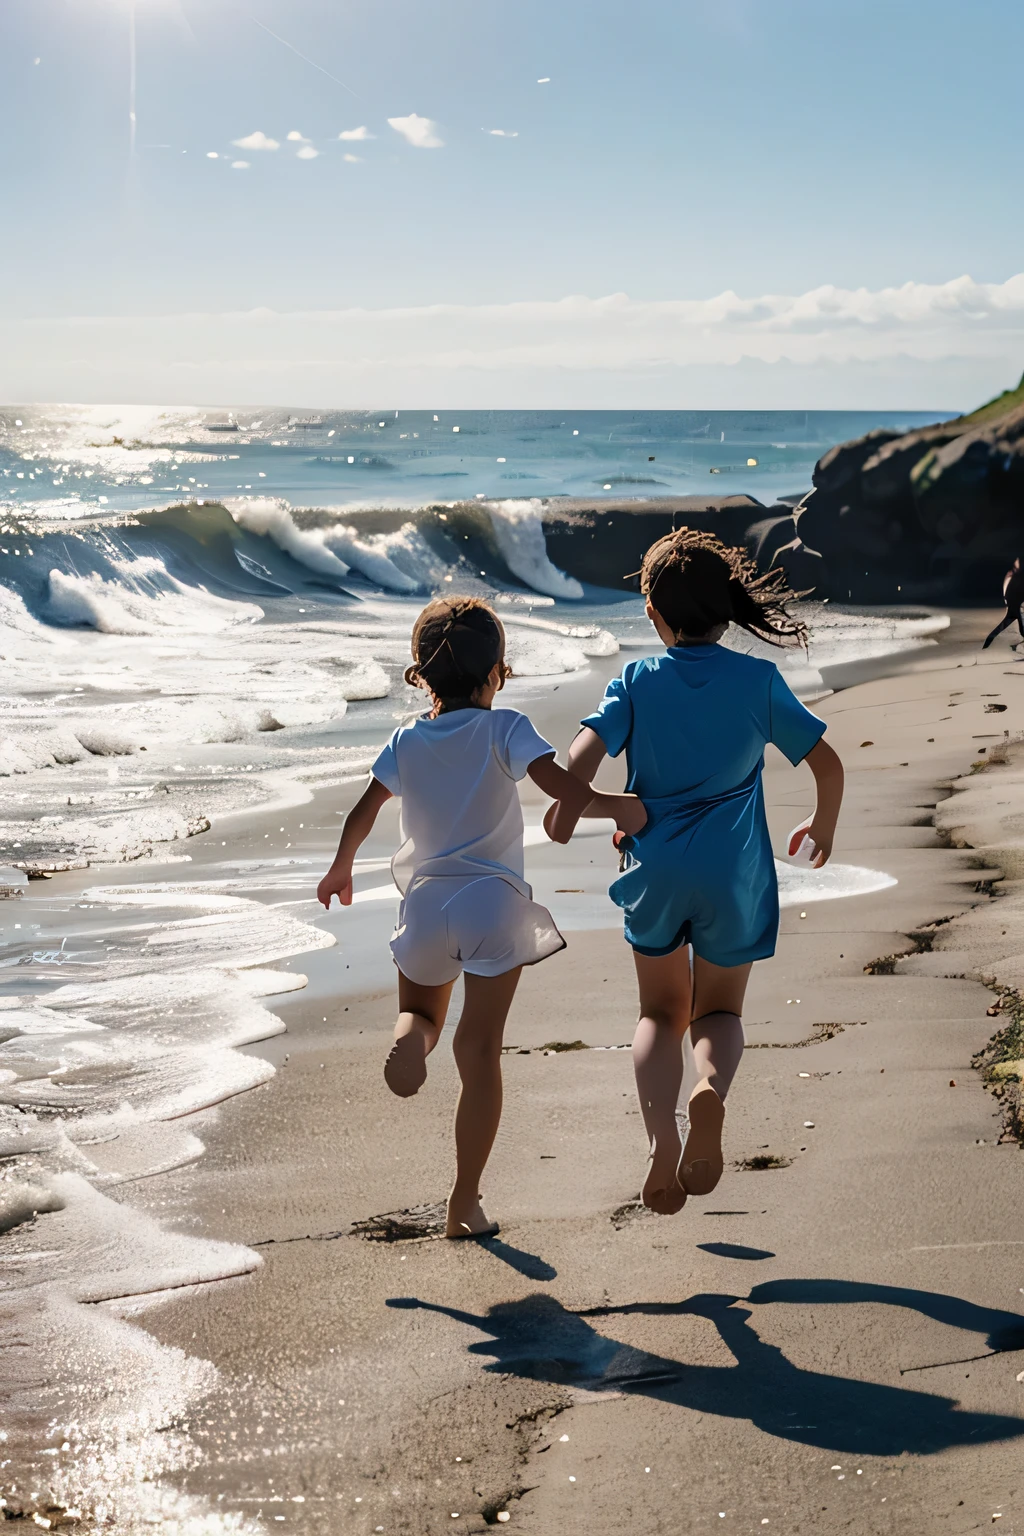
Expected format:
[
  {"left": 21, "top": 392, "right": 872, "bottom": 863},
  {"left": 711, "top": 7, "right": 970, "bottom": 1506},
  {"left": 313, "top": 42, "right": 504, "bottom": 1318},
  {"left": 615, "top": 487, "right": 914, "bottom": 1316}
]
[{"left": 581, "top": 644, "right": 825, "bottom": 804}]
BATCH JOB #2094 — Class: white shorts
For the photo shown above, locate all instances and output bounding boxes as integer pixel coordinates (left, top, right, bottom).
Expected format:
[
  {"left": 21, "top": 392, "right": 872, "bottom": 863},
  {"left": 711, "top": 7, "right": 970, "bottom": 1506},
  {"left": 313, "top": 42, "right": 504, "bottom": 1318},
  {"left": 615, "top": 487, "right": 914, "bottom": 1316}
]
[{"left": 390, "top": 874, "right": 565, "bottom": 988}]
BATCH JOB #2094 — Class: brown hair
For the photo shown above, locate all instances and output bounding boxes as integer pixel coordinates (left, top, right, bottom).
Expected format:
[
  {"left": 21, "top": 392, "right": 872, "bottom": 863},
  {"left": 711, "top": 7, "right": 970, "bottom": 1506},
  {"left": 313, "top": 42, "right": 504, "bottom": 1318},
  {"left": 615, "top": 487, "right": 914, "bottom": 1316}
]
[
  {"left": 404, "top": 595, "right": 511, "bottom": 712},
  {"left": 640, "top": 528, "right": 807, "bottom": 648}
]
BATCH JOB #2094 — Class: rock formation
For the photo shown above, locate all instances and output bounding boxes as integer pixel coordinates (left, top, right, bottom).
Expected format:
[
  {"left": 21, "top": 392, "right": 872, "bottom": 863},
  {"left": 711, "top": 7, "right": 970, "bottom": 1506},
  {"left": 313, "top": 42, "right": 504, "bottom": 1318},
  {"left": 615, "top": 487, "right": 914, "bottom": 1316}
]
[{"left": 791, "top": 372, "right": 1024, "bottom": 602}]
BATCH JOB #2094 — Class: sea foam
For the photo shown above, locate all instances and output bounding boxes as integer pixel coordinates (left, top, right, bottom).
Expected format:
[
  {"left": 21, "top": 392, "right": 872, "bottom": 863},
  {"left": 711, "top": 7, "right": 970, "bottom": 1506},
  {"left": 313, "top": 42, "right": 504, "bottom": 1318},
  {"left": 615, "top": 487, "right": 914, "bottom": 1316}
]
[
  {"left": 45, "top": 564, "right": 263, "bottom": 635},
  {"left": 0, "top": 878, "right": 329, "bottom": 1527},
  {"left": 227, "top": 496, "right": 442, "bottom": 593},
  {"left": 484, "top": 498, "right": 584, "bottom": 600}
]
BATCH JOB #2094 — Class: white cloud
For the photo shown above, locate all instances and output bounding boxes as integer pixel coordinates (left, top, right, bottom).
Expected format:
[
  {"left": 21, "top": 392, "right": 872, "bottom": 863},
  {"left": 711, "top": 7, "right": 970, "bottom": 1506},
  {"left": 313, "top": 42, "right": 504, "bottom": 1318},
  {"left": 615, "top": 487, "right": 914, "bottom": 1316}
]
[
  {"left": 5, "top": 275, "right": 1023, "bottom": 410},
  {"left": 339, "top": 126, "right": 374, "bottom": 141},
  {"left": 231, "top": 161, "right": 250, "bottom": 170},
  {"left": 206, "top": 151, "right": 219, "bottom": 159},
  {"left": 485, "top": 129, "right": 519, "bottom": 138},
  {"left": 296, "top": 145, "right": 319, "bottom": 160},
  {"left": 537, "top": 77, "right": 550, "bottom": 83},
  {"left": 232, "top": 131, "right": 279, "bottom": 151},
  {"left": 343, "top": 153, "right": 362, "bottom": 164},
  {"left": 286, "top": 130, "right": 308, "bottom": 142},
  {"left": 388, "top": 113, "right": 443, "bottom": 149}
]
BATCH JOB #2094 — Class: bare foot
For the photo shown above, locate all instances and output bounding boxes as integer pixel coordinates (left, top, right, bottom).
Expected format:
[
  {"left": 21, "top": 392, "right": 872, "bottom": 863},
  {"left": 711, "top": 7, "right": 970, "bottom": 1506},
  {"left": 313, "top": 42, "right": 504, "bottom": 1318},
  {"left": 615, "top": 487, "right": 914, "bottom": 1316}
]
[
  {"left": 384, "top": 1029, "right": 428, "bottom": 1098},
  {"left": 642, "top": 1132, "right": 687, "bottom": 1216},
  {"left": 681, "top": 1080, "right": 725, "bottom": 1196},
  {"left": 446, "top": 1192, "right": 499, "bottom": 1240}
]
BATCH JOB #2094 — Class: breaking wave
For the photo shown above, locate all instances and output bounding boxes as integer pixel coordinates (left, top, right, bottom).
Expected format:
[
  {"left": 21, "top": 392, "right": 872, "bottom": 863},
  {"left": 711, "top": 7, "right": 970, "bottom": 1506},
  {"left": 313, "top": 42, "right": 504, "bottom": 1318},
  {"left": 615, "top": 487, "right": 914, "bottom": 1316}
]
[
  {"left": 482, "top": 498, "right": 584, "bottom": 599},
  {"left": 0, "top": 491, "right": 948, "bottom": 873},
  {"left": 45, "top": 561, "right": 264, "bottom": 635}
]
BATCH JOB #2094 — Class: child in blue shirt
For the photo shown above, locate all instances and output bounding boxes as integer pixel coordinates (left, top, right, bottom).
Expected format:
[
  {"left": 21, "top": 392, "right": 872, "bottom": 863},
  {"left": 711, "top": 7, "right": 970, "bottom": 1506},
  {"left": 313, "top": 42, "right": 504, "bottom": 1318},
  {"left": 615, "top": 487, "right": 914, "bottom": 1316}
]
[{"left": 547, "top": 530, "right": 844, "bottom": 1215}]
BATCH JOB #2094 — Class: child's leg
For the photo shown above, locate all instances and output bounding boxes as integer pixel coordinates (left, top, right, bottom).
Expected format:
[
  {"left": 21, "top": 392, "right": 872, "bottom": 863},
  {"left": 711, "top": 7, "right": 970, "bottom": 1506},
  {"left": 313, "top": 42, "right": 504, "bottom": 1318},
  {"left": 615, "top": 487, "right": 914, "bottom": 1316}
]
[
  {"left": 384, "top": 972, "right": 456, "bottom": 1098},
  {"left": 632, "top": 947, "right": 693, "bottom": 1214},
  {"left": 681, "top": 957, "right": 751, "bottom": 1195},
  {"left": 689, "top": 957, "right": 750, "bottom": 1096},
  {"left": 447, "top": 967, "right": 522, "bottom": 1237}
]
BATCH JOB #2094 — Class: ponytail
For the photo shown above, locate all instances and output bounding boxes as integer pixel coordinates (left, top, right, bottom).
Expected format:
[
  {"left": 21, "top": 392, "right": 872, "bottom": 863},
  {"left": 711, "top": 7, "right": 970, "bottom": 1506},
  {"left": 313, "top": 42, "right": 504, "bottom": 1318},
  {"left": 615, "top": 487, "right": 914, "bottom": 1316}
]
[{"left": 640, "top": 528, "right": 807, "bottom": 648}]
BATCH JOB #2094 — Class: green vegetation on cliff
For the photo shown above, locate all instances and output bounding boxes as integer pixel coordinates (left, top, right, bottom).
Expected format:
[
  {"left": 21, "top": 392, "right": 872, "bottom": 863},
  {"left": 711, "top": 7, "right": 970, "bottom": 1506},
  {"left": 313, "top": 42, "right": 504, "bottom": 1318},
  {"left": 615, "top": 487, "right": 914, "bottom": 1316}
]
[
  {"left": 957, "top": 369, "right": 1024, "bottom": 427},
  {"left": 796, "top": 363, "right": 1024, "bottom": 602}
]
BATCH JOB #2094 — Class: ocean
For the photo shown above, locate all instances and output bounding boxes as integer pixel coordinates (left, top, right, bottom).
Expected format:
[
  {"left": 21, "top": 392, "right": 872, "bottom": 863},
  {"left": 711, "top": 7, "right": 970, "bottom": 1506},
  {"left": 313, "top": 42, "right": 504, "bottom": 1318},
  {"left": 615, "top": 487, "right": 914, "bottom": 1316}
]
[
  {"left": 0, "top": 402, "right": 943, "bottom": 1527},
  {"left": 0, "top": 402, "right": 946, "bottom": 864},
  {"left": 0, "top": 404, "right": 945, "bottom": 518}
]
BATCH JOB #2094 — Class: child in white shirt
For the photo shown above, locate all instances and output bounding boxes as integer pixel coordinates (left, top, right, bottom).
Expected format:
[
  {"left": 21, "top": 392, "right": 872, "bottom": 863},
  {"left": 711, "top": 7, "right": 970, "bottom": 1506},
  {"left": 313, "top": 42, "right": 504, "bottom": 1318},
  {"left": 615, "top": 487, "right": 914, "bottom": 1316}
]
[{"left": 318, "top": 596, "right": 645, "bottom": 1238}]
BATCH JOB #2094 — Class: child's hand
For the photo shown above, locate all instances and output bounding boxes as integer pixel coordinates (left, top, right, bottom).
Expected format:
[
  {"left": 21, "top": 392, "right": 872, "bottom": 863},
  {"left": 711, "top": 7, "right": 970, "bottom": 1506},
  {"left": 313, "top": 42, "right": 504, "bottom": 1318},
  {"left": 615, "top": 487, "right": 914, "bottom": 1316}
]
[
  {"left": 317, "top": 863, "right": 353, "bottom": 908},
  {"left": 788, "top": 820, "right": 832, "bottom": 868},
  {"left": 801, "top": 739, "right": 843, "bottom": 869},
  {"left": 613, "top": 794, "right": 647, "bottom": 838},
  {"left": 543, "top": 800, "right": 579, "bottom": 845},
  {"left": 806, "top": 819, "right": 834, "bottom": 866}
]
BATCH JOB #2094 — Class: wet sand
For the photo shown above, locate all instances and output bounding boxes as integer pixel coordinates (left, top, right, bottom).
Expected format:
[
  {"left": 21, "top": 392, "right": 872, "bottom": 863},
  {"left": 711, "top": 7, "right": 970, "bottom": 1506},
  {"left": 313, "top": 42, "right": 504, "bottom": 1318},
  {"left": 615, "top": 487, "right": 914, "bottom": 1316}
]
[{"left": 12, "top": 612, "right": 1024, "bottom": 1533}]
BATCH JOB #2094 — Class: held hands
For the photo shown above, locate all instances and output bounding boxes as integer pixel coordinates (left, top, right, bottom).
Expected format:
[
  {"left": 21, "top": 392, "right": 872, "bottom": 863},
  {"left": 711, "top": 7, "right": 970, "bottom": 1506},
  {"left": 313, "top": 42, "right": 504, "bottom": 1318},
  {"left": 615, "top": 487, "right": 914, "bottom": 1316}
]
[
  {"left": 542, "top": 801, "right": 563, "bottom": 843},
  {"left": 543, "top": 793, "right": 647, "bottom": 844},
  {"left": 788, "top": 819, "right": 834, "bottom": 868},
  {"left": 543, "top": 799, "right": 582, "bottom": 845},
  {"left": 317, "top": 862, "right": 353, "bottom": 909},
  {"left": 610, "top": 793, "right": 647, "bottom": 837}
]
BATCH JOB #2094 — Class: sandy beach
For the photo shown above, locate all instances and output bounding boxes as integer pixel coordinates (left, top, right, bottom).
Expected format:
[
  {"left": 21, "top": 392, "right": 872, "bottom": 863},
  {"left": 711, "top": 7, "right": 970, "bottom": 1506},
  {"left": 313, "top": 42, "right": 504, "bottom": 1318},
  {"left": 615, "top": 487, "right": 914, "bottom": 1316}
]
[
  {"left": 6, "top": 608, "right": 1024, "bottom": 1533},
  {"left": 4, "top": 0, "right": 1022, "bottom": 1525}
]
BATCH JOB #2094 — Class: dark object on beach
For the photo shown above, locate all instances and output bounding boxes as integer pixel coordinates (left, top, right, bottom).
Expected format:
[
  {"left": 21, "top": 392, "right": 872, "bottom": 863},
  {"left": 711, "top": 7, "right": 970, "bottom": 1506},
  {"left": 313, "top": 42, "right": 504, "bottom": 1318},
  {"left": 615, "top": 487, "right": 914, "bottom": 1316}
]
[
  {"left": 982, "top": 558, "right": 1024, "bottom": 649},
  {"left": 540, "top": 1039, "right": 589, "bottom": 1052},
  {"left": 610, "top": 1198, "right": 652, "bottom": 1228},
  {"left": 350, "top": 1202, "right": 448, "bottom": 1242},
  {"left": 734, "top": 1153, "right": 792, "bottom": 1171},
  {"left": 864, "top": 952, "right": 904, "bottom": 975}
]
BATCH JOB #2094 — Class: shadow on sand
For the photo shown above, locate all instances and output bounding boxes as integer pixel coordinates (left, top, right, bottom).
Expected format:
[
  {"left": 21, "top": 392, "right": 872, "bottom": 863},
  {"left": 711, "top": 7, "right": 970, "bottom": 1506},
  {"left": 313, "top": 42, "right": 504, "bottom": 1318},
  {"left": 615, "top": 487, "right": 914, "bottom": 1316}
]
[
  {"left": 388, "top": 1278, "right": 1024, "bottom": 1455},
  {"left": 475, "top": 1236, "right": 558, "bottom": 1282}
]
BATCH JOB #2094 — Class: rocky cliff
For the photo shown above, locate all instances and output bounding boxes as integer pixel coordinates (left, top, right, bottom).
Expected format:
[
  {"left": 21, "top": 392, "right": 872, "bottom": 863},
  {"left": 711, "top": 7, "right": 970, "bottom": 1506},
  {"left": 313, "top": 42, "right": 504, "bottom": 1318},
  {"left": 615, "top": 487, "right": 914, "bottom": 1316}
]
[{"left": 790, "top": 373, "right": 1024, "bottom": 602}]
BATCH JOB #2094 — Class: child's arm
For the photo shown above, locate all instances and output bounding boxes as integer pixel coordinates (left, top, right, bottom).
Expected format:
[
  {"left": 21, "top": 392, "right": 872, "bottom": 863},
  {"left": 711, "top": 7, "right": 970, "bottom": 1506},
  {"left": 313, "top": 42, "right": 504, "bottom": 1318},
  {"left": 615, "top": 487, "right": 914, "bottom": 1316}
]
[
  {"left": 540, "top": 727, "right": 610, "bottom": 843},
  {"left": 528, "top": 745, "right": 644, "bottom": 845},
  {"left": 566, "top": 726, "right": 609, "bottom": 789},
  {"left": 317, "top": 777, "right": 394, "bottom": 908},
  {"left": 789, "top": 737, "right": 844, "bottom": 867}
]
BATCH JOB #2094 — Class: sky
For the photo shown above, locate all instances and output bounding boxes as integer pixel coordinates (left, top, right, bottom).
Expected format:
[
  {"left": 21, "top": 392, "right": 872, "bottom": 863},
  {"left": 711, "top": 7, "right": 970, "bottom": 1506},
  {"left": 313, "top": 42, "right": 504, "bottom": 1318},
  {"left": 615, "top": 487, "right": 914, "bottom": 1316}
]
[{"left": 1, "top": 0, "right": 1022, "bottom": 410}]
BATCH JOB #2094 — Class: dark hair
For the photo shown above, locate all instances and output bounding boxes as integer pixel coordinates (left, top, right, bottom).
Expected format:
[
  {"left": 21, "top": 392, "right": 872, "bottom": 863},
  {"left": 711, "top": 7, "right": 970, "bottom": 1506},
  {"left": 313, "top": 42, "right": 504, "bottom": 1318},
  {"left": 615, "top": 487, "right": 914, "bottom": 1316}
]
[
  {"left": 640, "top": 528, "right": 807, "bottom": 648},
  {"left": 405, "top": 596, "right": 510, "bottom": 712}
]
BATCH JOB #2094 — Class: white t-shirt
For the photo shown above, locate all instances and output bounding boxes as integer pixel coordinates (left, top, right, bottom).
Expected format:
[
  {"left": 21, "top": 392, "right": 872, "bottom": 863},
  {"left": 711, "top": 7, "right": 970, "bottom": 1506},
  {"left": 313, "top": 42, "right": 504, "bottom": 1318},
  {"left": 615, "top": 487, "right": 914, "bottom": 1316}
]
[{"left": 371, "top": 707, "right": 554, "bottom": 895}]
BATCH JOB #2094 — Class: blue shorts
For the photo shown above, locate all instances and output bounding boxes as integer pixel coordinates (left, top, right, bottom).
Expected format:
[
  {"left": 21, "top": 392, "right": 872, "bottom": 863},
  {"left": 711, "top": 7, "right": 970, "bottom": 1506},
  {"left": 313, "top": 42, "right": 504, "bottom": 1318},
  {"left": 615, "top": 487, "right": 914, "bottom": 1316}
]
[{"left": 610, "top": 777, "right": 779, "bottom": 969}]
